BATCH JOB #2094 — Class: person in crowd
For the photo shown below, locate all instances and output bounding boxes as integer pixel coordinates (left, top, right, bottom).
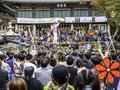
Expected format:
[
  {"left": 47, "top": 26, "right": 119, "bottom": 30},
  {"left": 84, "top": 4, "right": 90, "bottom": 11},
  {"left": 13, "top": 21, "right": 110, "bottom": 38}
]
[
  {"left": 66, "top": 55, "right": 77, "bottom": 86},
  {"left": 14, "top": 53, "right": 26, "bottom": 77},
  {"left": 15, "top": 53, "right": 36, "bottom": 78},
  {"left": 74, "top": 69, "right": 100, "bottom": 90},
  {"left": 0, "top": 55, "right": 9, "bottom": 90},
  {"left": 90, "top": 54, "right": 102, "bottom": 74},
  {"left": 14, "top": 54, "right": 19, "bottom": 62},
  {"left": 75, "top": 58, "right": 87, "bottom": 74},
  {"left": 8, "top": 78, "right": 27, "bottom": 90},
  {"left": 55, "top": 51, "right": 66, "bottom": 66},
  {"left": 35, "top": 51, "right": 47, "bottom": 67},
  {"left": 44, "top": 65, "right": 75, "bottom": 90},
  {"left": 24, "top": 53, "right": 37, "bottom": 71},
  {"left": 0, "top": 54, "right": 11, "bottom": 73},
  {"left": 70, "top": 51, "right": 79, "bottom": 66},
  {"left": 49, "top": 53, "right": 57, "bottom": 67},
  {"left": 35, "top": 57, "right": 52, "bottom": 86},
  {"left": 6, "top": 52, "right": 15, "bottom": 80},
  {"left": 24, "top": 66, "right": 43, "bottom": 90},
  {"left": 82, "top": 52, "right": 94, "bottom": 69}
]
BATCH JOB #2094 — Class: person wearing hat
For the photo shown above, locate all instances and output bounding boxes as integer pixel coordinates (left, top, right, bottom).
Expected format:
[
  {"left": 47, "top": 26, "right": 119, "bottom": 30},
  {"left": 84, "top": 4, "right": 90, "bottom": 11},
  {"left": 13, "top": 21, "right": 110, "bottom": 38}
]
[
  {"left": 44, "top": 65, "right": 75, "bottom": 90},
  {"left": 24, "top": 66, "right": 43, "bottom": 90}
]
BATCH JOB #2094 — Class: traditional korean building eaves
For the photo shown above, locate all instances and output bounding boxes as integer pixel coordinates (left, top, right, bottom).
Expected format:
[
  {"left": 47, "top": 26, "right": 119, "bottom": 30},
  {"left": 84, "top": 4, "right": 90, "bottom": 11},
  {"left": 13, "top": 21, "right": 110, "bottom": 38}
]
[{"left": 2, "top": 0, "right": 80, "bottom": 3}]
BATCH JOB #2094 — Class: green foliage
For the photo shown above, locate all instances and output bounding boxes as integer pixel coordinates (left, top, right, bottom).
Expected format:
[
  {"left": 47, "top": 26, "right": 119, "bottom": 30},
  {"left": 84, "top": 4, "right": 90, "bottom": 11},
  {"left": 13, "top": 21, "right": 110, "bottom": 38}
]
[{"left": 92, "top": 0, "right": 120, "bottom": 26}]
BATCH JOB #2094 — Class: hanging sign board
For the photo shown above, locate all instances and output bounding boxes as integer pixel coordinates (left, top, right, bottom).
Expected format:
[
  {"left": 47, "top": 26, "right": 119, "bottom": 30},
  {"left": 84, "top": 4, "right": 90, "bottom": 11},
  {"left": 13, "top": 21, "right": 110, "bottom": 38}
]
[
  {"left": 17, "top": 17, "right": 107, "bottom": 24},
  {"left": 17, "top": 18, "right": 65, "bottom": 24},
  {"left": 94, "top": 16, "right": 107, "bottom": 22},
  {"left": 65, "top": 17, "right": 75, "bottom": 23},
  {"left": 80, "top": 17, "right": 92, "bottom": 23}
]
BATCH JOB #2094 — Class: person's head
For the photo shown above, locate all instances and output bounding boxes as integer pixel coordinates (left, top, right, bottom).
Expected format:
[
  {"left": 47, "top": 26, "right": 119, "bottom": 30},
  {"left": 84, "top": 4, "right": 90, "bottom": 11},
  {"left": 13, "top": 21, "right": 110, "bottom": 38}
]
[
  {"left": 18, "top": 54, "right": 26, "bottom": 61},
  {"left": 109, "top": 52, "right": 117, "bottom": 60},
  {"left": 66, "top": 55, "right": 74, "bottom": 66},
  {"left": 76, "top": 59, "right": 84, "bottom": 68},
  {"left": 0, "top": 54, "right": 5, "bottom": 67},
  {"left": 85, "top": 52, "right": 92, "bottom": 60},
  {"left": 25, "top": 54, "right": 33, "bottom": 61},
  {"left": 8, "top": 78, "right": 27, "bottom": 90},
  {"left": 41, "top": 57, "right": 49, "bottom": 68},
  {"left": 14, "top": 54, "right": 18, "bottom": 60},
  {"left": 56, "top": 51, "right": 66, "bottom": 62},
  {"left": 74, "top": 69, "right": 100, "bottom": 90},
  {"left": 20, "top": 50, "right": 27, "bottom": 54},
  {"left": 52, "top": 65, "right": 70, "bottom": 86},
  {"left": 78, "top": 52, "right": 84, "bottom": 59},
  {"left": 0, "top": 54, "right": 5, "bottom": 61},
  {"left": 38, "top": 51, "right": 47, "bottom": 57},
  {"left": 91, "top": 55, "right": 102, "bottom": 66},
  {"left": 24, "top": 66, "right": 34, "bottom": 79},
  {"left": 0, "top": 54, "right": 4, "bottom": 67},
  {"left": 8, "top": 52, "right": 14, "bottom": 59},
  {"left": 70, "top": 51, "right": 78, "bottom": 57}
]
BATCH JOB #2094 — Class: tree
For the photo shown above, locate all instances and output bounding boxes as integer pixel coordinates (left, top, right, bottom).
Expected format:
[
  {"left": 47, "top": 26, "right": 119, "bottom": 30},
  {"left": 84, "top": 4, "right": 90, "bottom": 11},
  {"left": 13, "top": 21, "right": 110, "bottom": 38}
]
[{"left": 91, "top": 0, "right": 120, "bottom": 26}]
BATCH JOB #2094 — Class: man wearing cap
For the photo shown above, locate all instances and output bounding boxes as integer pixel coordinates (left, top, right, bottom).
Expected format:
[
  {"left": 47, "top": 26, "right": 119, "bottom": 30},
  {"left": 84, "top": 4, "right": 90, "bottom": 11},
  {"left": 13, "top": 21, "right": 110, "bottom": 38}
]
[{"left": 44, "top": 65, "right": 75, "bottom": 90}]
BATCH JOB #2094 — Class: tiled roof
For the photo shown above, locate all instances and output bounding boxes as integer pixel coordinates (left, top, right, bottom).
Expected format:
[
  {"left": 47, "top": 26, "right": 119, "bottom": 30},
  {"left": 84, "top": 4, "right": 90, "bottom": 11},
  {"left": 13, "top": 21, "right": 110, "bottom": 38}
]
[{"left": 3, "top": 0, "right": 80, "bottom": 3}]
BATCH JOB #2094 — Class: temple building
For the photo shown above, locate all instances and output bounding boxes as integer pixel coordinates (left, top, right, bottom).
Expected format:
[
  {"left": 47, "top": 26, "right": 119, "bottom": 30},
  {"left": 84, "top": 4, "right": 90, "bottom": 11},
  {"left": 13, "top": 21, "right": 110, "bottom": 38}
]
[{"left": 0, "top": 0, "right": 108, "bottom": 35}]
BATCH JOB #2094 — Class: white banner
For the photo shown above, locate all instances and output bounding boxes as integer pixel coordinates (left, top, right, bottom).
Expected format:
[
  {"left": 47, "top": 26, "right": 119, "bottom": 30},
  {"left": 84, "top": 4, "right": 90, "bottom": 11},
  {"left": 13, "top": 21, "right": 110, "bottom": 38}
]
[
  {"left": 17, "top": 18, "right": 65, "bottom": 24},
  {"left": 17, "top": 17, "right": 107, "bottom": 24},
  {"left": 65, "top": 17, "right": 75, "bottom": 23},
  {"left": 80, "top": 17, "right": 92, "bottom": 23},
  {"left": 95, "top": 16, "right": 107, "bottom": 22}
]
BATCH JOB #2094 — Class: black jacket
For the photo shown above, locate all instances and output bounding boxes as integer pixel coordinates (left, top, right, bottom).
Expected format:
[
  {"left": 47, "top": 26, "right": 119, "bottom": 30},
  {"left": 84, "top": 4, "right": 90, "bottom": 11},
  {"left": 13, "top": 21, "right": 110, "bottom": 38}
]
[
  {"left": 24, "top": 78, "right": 43, "bottom": 90},
  {"left": 0, "top": 69, "right": 8, "bottom": 90}
]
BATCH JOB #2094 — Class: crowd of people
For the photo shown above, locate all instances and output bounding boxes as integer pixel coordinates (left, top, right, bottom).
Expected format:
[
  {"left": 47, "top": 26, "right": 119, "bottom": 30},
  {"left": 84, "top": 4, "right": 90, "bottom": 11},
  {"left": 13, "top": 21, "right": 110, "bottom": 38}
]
[
  {"left": 0, "top": 49, "right": 120, "bottom": 90},
  {"left": 0, "top": 21, "right": 119, "bottom": 90},
  {"left": 20, "top": 23, "right": 112, "bottom": 52}
]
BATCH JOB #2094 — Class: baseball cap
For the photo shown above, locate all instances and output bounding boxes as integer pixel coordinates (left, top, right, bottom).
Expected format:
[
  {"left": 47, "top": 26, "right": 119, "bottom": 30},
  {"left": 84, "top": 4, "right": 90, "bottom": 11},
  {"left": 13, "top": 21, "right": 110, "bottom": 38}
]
[{"left": 52, "top": 65, "right": 69, "bottom": 85}]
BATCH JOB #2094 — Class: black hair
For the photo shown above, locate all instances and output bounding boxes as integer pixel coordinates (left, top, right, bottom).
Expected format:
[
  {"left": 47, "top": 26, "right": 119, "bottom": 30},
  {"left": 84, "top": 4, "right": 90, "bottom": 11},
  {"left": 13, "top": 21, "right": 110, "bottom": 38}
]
[
  {"left": 24, "top": 66, "right": 34, "bottom": 90},
  {"left": 8, "top": 52, "right": 14, "bottom": 59},
  {"left": 91, "top": 55, "right": 102, "bottom": 66},
  {"left": 49, "top": 55, "right": 57, "bottom": 67},
  {"left": 18, "top": 54, "right": 26, "bottom": 61},
  {"left": 24, "top": 66, "right": 34, "bottom": 79},
  {"left": 109, "top": 52, "right": 117, "bottom": 60},
  {"left": 26, "top": 54, "right": 33, "bottom": 61},
  {"left": 66, "top": 55, "right": 74, "bottom": 65},
  {"left": 78, "top": 52, "right": 84, "bottom": 59},
  {"left": 41, "top": 57, "right": 49, "bottom": 68},
  {"left": 75, "top": 59, "right": 84, "bottom": 68},
  {"left": 20, "top": 50, "right": 27, "bottom": 54},
  {"left": 0, "top": 54, "right": 5, "bottom": 61},
  {"left": 38, "top": 51, "right": 47, "bottom": 56},
  {"left": 57, "top": 51, "right": 66, "bottom": 62},
  {"left": 85, "top": 52, "right": 92, "bottom": 60},
  {"left": 74, "top": 70, "right": 100, "bottom": 90},
  {"left": 70, "top": 51, "right": 78, "bottom": 56},
  {"left": 14, "top": 54, "right": 18, "bottom": 60}
]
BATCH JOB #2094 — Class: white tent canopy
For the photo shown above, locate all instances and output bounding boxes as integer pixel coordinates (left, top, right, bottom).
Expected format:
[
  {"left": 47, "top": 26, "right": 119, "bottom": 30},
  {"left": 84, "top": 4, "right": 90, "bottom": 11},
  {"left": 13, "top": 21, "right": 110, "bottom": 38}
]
[{"left": 5, "top": 29, "right": 19, "bottom": 36}]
